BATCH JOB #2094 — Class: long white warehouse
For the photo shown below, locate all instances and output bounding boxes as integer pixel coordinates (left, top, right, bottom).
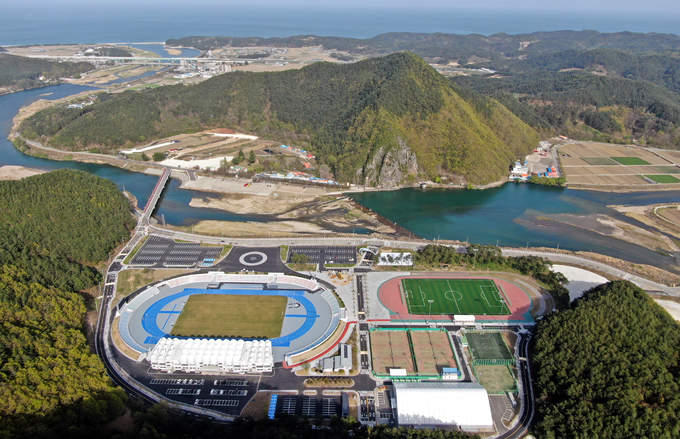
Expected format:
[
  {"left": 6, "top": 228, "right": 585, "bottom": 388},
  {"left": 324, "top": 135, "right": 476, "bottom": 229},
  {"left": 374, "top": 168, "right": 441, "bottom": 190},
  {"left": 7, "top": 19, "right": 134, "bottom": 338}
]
[
  {"left": 393, "top": 382, "right": 494, "bottom": 432},
  {"left": 146, "top": 337, "right": 273, "bottom": 374}
]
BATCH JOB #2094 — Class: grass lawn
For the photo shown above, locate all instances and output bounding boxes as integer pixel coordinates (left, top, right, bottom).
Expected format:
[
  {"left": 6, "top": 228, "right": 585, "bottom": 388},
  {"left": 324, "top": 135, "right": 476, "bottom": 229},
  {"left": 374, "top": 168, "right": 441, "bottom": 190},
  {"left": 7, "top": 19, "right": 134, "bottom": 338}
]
[
  {"left": 645, "top": 175, "right": 680, "bottom": 183},
  {"left": 611, "top": 157, "right": 651, "bottom": 165},
  {"left": 402, "top": 278, "right": 510, "bottom": 316},
  {"left": 474, "top": 365, "right": 517, "bottom": 393},
  {"left": 170, "top": 294, "right": 287, "bottom": 339}
]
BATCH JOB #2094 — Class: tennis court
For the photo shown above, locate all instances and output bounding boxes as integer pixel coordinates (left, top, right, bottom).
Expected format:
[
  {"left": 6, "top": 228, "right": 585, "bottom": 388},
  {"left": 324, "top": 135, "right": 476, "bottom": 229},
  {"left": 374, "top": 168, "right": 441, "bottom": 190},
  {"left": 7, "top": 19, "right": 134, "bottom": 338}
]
[
  {"left": 401, "top": 278, "right": 510, "bottom": 316},
  {"left": 467, "top": 332, "right": 513, "bottom": 365},
  {"left": 370, "top": 331, "right": 415, "bottom": 375}
]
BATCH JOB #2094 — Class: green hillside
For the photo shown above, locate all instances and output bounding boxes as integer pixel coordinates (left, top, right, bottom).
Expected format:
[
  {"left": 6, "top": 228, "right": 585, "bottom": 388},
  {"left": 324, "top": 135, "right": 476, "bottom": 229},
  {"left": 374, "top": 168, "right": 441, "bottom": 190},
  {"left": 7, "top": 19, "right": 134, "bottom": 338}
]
[
  {"left": 0, "top": 54, "right": 94, "bottom": 93},
  {"left": 21, "top": 52, "right": 538, "bottom": 186}
]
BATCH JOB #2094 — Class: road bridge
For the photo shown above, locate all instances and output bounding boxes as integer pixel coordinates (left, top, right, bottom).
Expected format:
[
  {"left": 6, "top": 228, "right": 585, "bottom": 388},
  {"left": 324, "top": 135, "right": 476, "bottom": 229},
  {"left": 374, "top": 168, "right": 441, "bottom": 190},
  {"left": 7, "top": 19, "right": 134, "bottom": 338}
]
[{"left": 142, "top": 168, "right": 171, "bottom": 226}]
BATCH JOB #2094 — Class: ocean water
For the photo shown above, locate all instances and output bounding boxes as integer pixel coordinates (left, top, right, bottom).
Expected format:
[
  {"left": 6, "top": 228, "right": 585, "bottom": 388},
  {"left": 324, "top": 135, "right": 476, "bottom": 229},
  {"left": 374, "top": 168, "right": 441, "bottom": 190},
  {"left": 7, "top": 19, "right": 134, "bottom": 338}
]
[{"left": 1, "top": 4, "right": 677, "bottom": 46}]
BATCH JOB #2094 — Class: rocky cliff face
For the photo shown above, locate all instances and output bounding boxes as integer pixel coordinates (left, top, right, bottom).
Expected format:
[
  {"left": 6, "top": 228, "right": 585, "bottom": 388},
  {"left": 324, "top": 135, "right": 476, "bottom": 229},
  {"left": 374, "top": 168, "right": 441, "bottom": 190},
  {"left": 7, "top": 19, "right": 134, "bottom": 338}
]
[{"left": 361, "top": 137, "right": 419, "bottom": 187}]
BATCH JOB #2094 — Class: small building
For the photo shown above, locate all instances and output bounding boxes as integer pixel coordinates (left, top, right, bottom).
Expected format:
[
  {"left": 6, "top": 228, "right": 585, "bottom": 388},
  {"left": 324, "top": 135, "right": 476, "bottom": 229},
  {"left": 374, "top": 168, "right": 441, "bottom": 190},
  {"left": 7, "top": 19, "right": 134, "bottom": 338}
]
[
  {"left": 442, "top": 367, "right": 461, "bottom": 380},
  {"left": 321, "top": 343, "right": 353, "bottom": 372}
]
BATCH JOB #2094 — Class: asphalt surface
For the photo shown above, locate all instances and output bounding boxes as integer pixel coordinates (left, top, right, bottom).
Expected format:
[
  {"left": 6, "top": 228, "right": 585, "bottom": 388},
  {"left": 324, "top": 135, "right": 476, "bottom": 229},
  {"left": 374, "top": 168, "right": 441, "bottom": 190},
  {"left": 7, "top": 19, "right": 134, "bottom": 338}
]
[
  {"left": 130, "top": 235, "right": 223, "bottom": 268},
  {"left": 288, "top": 245, "right": 358, "bottom": 270},
  {"left": 214, "top": 246, "right": 295, "bottom": 274},
  {"left": 498, "top": 333, "right": 535, "bottom": 439}
]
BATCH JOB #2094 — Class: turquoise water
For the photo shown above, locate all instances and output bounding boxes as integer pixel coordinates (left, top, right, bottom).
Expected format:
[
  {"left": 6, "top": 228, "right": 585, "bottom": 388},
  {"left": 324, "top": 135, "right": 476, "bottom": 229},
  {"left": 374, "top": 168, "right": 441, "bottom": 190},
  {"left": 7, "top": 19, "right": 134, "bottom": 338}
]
[{"left": 351, "top": 185, "right": 680, "bottom": 270}]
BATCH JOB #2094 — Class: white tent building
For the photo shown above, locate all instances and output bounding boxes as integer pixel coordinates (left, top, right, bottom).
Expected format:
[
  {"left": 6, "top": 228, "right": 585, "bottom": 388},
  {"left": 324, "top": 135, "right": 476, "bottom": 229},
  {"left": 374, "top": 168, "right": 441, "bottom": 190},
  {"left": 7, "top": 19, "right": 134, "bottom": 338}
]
[
  {"left": 146, "top": 337, "right": 273, "bottom": 374},
  {"left": 393, "top": 382, "right": 494, "bottom": 432}
]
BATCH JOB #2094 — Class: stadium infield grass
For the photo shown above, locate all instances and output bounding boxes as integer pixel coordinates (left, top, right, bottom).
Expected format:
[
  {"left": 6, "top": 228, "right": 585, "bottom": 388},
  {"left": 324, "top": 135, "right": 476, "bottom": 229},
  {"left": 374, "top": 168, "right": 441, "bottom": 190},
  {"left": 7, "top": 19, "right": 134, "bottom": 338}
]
[
  {"left": 401, "top": 278, "right": 510, "bottom": 316},
  {"left": 170, "top": 294, "right": 287, "bottom": 339}
]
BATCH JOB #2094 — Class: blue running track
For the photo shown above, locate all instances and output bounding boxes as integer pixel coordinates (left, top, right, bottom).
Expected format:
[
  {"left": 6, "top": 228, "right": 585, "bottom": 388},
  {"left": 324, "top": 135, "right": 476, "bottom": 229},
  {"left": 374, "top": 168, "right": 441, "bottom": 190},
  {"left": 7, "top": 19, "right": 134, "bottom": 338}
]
[{"left": 142, "top": 288, "right": 319, "bottom": 347}]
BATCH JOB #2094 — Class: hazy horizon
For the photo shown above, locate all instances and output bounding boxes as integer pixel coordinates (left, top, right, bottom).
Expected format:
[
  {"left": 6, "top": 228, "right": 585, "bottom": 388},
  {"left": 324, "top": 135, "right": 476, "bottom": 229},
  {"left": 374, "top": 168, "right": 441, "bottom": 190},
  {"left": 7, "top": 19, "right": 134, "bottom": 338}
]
[{"left": 2, "top": 1, "right": 678, "bottom": 46}]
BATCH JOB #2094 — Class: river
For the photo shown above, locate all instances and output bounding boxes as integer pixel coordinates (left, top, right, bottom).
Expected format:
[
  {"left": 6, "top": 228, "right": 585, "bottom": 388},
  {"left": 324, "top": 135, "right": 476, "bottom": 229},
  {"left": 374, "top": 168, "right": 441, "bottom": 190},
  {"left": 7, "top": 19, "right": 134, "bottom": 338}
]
[{"left": 3, "top": 84, "right": 680, "bottom": 270}]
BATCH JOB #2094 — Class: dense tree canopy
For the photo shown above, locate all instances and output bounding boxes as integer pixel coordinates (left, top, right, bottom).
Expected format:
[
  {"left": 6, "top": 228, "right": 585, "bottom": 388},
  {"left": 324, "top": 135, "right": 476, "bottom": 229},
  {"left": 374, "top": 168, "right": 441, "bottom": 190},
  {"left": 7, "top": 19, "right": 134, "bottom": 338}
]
[{"left": 534, "top": 280, "right": 680, "bottom": 439}]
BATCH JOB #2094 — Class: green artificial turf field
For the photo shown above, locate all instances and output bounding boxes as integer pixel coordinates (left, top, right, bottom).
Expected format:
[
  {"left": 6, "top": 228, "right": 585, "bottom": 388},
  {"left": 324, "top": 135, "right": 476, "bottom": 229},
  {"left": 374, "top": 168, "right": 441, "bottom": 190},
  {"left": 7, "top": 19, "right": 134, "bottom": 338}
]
[
  {"left": 170, "top": 294, "right": 287, "bottom": 339},
  {"left": 401, "top": 278, "right": 510, "bottom": 316}
]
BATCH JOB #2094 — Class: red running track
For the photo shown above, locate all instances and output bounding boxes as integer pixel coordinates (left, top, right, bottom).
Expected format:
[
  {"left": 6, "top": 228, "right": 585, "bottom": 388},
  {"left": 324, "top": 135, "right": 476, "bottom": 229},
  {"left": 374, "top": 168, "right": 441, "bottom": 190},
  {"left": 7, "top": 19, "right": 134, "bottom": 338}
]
[{"left": 377, "top": 274, "right": 533, "bottom": 322}]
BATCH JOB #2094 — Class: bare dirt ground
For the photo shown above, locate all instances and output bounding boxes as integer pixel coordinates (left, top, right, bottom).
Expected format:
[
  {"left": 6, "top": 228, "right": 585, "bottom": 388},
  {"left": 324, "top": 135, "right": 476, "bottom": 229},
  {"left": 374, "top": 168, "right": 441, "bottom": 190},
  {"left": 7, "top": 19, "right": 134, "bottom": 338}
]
[
  {"left": 611, "top": 204, "right": 680, "bottom": 239},
  {"left": 0, "top": 165, "right": 46, "bottom": 180},
  {"left": 181, "top": 195, "right": 395, "bottom": 237},
  {"left": 542, "top": 212, "right": 679, "bottom": 253}
]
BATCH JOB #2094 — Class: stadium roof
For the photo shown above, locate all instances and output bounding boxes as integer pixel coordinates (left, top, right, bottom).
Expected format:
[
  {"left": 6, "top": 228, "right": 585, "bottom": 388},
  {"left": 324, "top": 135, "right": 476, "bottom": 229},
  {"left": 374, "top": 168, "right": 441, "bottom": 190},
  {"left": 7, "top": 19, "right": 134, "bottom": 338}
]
[{"left": 393, "top": 382, "right": 493, "bottom": 431}]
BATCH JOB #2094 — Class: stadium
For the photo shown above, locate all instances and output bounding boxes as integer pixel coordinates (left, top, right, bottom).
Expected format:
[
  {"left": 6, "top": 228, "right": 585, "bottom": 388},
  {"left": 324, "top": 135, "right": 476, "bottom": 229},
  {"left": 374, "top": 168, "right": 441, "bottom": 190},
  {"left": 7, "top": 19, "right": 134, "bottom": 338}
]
[
  {"left": 377, "top": 274, "right": 533, "bottom": 324},
  {"left": 115, "top": 271, "right": 346, "bottom": 373}
]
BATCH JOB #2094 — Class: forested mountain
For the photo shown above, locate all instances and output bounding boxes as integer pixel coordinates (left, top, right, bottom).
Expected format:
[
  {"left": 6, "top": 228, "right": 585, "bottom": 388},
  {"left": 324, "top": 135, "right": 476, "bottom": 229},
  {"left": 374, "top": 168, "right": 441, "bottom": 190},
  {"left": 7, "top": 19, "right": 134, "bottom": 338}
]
[
  {"left": 0, "top": 169, "right": 135, "bottom": 290},
  {"left": 453, "top": 69, "right": 680, "bottom": 146},
  {"left": 534, "top": 280, "right": 680, "bottom": 438},
  {"left": 0, "top": 170, "right": 134, "bottom": 436},
  {"left": 21, "top": 52, "right": 538, "bottom": 186},
  {"left": 167, "top": 30, "right": 680, "bottom": 64},
  {"left": 0, "top": 53, "right": 94, "bottom": 93}
]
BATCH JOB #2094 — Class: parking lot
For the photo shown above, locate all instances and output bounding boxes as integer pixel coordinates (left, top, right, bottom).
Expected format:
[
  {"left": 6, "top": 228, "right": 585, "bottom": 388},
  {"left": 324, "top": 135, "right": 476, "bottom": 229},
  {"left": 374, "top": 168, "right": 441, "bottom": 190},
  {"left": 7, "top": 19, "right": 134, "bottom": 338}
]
[
  {"left": 288, "top": 245, "right": 357, "bottom": 270},
  {"left": 275, "top": 394, "right": 341, "bottom": 418},
  {"left": 144, "top": 375, "right": 257, "bottom": 415},
  {"left": 130, "top": 235, "right": 223, "bottom": 268}
]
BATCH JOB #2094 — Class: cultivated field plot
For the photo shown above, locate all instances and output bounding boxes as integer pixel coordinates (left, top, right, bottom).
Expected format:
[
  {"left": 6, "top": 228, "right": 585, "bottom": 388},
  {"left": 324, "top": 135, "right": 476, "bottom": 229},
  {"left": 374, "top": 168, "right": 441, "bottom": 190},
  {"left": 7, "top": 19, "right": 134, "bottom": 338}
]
[
  {"left": 410, "top": 331, "right": 457, "bottom": 375},
  {"left": 401, "top": 278, "right": 510, "bottom": 316},
  {"left": 170, "top": 294, "right": 287, "bottom": 339},
  {"left": 659, "top": 207, "right": 680, "bottom": 224},
  {"left": 474, "top": 365, "right": 517, "bottom": 393},
  {"left": 370, "top": 331, "right": 415, "bottom": 375},
  {"left": 466, "top": 332, "right": 513, "bottom": 365},
  {"left": 559, "top": 142, "right": 680, "bottom": 186}
]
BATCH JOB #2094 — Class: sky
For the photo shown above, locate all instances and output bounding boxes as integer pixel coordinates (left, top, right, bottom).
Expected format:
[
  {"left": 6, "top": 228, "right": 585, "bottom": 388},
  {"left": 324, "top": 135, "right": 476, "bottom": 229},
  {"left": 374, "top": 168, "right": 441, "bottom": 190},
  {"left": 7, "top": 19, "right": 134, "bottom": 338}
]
[{"left": 12, "top": 0, "right": 680, "bottom": 10}]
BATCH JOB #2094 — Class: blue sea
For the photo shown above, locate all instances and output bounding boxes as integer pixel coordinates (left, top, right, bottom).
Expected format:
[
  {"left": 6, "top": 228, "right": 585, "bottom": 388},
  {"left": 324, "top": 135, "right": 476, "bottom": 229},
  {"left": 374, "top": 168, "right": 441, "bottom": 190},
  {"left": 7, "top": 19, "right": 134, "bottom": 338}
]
[{"left": 1, "top": 3, "right": 677, "bottom": 46}]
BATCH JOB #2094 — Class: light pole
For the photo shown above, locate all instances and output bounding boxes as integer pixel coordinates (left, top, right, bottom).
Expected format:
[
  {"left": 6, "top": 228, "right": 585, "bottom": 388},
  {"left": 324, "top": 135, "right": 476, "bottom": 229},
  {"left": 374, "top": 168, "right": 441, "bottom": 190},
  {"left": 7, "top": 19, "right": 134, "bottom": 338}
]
[
  {"left": 428, "top": 299, "right": 434, "bottom": 324},
  {"left": 473, "top": 248, "right": 478, "bottom": 270}
]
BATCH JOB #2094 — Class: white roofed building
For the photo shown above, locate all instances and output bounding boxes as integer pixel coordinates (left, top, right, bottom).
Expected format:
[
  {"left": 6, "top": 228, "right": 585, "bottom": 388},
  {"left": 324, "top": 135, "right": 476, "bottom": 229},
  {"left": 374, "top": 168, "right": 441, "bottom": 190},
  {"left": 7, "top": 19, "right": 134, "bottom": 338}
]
[
  {"left": 146, "top": 337, "right": 273, "bottom": 374},
  {"left": 393, "top": 382, "right": 494, "bottom": 432}
]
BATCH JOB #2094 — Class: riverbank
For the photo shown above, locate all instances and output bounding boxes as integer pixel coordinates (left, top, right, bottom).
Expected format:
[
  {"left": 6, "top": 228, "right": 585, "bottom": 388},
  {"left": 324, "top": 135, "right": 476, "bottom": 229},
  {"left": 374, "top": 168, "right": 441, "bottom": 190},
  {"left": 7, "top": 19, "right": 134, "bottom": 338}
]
[{"left": 0, "top": 165, "right": 46, "bottom": 180}]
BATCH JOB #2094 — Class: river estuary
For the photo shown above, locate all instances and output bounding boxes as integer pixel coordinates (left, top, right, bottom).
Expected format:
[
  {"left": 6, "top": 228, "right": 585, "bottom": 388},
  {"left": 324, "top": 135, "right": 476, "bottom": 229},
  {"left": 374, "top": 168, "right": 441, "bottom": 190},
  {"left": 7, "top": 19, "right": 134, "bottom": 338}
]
[{"left": 3, "top": 84, "right": 680, "bottom": 270}]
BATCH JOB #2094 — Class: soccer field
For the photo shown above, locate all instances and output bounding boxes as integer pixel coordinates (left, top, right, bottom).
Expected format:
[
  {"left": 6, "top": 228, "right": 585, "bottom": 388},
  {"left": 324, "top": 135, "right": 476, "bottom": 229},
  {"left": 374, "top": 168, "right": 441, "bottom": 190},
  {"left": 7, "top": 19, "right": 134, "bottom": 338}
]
[
  {"left": 401, "top": 278, "right": 510, "bottom": 316},
  {"left": 170, "top": 294, "right": 287, "bottom": 339}
]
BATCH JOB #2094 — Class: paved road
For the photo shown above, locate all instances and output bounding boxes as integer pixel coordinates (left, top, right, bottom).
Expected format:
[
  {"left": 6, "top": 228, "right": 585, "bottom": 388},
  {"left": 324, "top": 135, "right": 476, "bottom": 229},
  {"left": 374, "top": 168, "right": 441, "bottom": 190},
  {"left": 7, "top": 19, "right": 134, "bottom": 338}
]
[
  {"left": 501, "top": 248, "right": 679, "bottom": 295},
  {"left": 146, "top": 227, "right": 678, "bottom": 294},
  {"left": 498, "top": 333, "right": 534, "bottom": 439}
]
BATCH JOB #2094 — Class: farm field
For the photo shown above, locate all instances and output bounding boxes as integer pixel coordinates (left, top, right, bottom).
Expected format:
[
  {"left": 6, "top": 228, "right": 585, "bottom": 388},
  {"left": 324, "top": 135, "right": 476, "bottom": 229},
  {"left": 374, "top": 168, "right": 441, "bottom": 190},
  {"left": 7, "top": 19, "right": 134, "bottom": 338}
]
[
  {"left": 559, "top": 142, "right": 680, "bottom": 186},
  {"left": 401, "top": 278, "right": 510, "bottom": 316},
  {"left": 170, "top": 294, "right": 287, "bottom": 339}
]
